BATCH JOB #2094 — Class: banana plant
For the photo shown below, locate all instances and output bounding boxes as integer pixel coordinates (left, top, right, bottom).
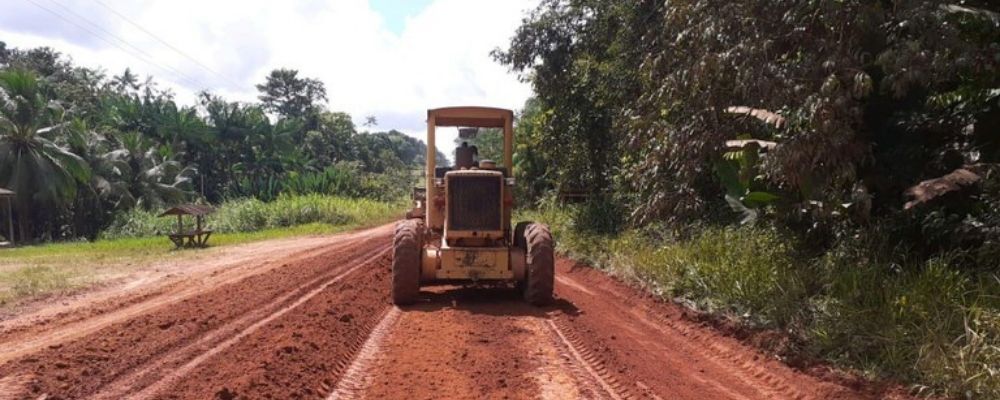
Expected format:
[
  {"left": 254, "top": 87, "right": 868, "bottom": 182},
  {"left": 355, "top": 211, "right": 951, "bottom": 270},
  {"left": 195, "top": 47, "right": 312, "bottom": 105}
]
[{"left": 715, "top": 138, "right": 780, "bottom": 224}]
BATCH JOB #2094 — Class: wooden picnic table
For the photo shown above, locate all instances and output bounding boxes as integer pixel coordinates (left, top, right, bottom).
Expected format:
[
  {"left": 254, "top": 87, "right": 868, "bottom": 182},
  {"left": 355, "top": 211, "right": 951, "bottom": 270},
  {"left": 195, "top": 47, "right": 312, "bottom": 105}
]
[{"left": 159, "top": 204, "right": 215, "bottom": 249}]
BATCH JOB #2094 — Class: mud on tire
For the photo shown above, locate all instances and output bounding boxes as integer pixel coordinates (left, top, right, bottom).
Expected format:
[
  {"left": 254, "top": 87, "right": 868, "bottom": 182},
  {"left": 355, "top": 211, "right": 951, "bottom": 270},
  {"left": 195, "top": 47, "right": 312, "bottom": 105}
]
[
  {"left": 392, "top": 220, "right": 423, "bottom": 305},
  {"left": 520, "top": 222, "right": 554, "bottom": 305}
]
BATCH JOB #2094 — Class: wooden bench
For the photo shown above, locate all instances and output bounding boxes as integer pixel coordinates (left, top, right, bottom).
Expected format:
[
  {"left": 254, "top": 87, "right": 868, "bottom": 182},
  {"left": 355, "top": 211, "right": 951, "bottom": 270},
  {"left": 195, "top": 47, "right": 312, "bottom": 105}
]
[{"left": 167, "top": 229, "right": 213, "bottom": 248}]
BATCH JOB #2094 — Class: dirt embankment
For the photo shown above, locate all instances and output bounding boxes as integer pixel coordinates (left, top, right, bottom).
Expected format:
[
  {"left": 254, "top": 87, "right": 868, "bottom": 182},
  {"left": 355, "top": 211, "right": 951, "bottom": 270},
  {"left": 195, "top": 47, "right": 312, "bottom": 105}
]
[{"left": 0, "top": 224, "right": 904, "bottom": 399}]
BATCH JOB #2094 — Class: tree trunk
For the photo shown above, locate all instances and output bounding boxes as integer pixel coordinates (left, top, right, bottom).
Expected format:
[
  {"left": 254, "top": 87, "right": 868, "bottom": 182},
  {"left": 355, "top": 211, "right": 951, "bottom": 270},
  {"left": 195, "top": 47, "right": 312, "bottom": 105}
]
[{"left": 16, "top": 203, "right": 29, "bottom": 243}]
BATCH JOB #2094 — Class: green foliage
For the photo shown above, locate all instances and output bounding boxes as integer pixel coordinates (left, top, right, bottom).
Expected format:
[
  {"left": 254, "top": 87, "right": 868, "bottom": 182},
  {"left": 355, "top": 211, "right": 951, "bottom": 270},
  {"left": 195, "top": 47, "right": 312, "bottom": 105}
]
[
  {"left": 530, "top": 203, "right": 802, "bottom": 325},
  {"left": 255, "top": 68, "right": 328, "bottom": 119},
  {"left": 499, "top": 0, "right": 1000, "bottom": 260},
  {"left": 1, "top": 45, "right": 431, "bottom": 242},
  {"left": 572, "top": 195, "right": 626, "bottom": 235},
  {"left": 511, "top": 98, "right": 553, "bottom": 205},
  {"left": 502, "top": 5, "right": 1000, "bottom": 393},
  {"left": 811, "top": 240, "right": 1000, "bottom": 397},
  {"left": 0, "top": 196, "right": 402, "bottom": 307},
  {"left": 671, "top": 228, "right": 804, "bottom": 325},
  {"left": 526, "top": 204, "right": 1000, "bottom": 397},
  {"left": 101, "top": 194, "right": 402, "bottom": 240},
  {"left": 282, "top": 163, "right": 365, "bottom": 197},
  {"left": 0, "top": 69, "right": 91, "bottom": 238},
  {"left": 496, "top": 0, "right": 638, "bottom": 196},
  {"left": 454, "top": 128, "right": 504, "bottom": 165}
]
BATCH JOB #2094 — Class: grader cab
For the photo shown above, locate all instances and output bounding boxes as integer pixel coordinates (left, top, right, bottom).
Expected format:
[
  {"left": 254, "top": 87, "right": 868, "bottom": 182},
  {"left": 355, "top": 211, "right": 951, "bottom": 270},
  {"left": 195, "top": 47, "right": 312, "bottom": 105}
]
[{"left": 392, "top": 106, "right": 554, "bottom": 305}]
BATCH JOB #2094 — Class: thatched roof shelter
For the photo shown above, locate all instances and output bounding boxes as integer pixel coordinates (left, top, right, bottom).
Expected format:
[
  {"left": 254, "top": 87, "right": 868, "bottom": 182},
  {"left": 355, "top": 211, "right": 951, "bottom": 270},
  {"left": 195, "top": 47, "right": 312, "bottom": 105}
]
[
  {"left": 159, "top": 204, "right": 215, "bottom": 248},
  {"left": 158, "top": 204, "right": 215, "bottom": 217}
]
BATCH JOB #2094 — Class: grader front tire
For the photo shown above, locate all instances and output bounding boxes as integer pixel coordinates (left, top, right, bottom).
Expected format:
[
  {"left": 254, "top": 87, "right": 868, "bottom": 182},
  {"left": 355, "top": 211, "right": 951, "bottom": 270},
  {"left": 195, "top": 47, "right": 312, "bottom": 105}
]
[
  {"left": 522, "top": 223, "right": 554, "bottom": 306},
  {"left": 392, "top": 220, "right": 422, "bottom": 305}
]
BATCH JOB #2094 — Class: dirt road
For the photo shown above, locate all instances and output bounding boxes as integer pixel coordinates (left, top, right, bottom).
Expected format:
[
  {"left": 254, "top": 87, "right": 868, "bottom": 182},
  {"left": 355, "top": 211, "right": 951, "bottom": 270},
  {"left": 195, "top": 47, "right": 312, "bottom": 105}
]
[{"left": 0, "top": 224, "right": 895, "bottom": 399}]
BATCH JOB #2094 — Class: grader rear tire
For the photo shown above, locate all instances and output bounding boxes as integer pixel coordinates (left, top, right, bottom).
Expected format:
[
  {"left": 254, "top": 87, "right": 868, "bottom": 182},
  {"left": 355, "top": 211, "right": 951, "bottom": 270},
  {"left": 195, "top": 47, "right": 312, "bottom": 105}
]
[
  {"left": 392, "top": 220, "right": 422, "bottom": 305},
  {"left": 521, "top": 222, "right": 554, "bottom": 306}
]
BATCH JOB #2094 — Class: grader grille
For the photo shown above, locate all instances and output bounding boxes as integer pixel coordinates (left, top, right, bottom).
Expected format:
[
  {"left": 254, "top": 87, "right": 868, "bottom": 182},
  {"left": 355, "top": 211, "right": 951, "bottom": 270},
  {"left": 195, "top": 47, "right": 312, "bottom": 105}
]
[{"left": 447, "top": 175, "right": 502, "bottom": 231}]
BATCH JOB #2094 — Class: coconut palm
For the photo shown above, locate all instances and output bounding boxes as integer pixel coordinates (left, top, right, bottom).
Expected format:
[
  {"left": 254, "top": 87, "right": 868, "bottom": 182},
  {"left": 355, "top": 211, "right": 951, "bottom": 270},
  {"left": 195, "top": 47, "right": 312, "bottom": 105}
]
[
  {"left": 155, "top": 102, "right": 209, "bottom": 152},
  {"left": 103, "top": 131, "right": 195, "bottom": 210},
  {"left": 0, "top": 69, "right": 90, "bottom": 240}
]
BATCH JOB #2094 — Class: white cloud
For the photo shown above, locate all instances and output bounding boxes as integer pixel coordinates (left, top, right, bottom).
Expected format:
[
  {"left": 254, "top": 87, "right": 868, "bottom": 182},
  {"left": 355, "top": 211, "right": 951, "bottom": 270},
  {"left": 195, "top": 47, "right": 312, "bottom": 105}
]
[{"left": 0, "top": 0, "right": 536, "bottom": 155}]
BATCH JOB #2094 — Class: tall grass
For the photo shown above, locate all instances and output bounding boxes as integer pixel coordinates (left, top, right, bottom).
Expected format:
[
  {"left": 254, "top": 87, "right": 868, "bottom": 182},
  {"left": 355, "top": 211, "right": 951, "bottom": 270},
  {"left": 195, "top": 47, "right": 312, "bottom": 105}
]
[
  {"left": 101, "top": 194, "right": 404, "bottom": 239},
  {"left": 1, "top": 194, "right": 404, "bottom": 307},
  {"left": 523, "top": 205, "right": 1000, "bottom": 398}
]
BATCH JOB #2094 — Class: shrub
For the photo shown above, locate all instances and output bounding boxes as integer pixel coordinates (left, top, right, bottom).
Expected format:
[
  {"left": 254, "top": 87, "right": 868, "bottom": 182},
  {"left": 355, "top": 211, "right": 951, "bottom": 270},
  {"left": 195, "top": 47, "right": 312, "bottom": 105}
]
[
  {"left": 668, "top": 227, "right": 805, "bottom": 325},
  {"left": 810, "top": 244, "right": 1000, "bottom": 397},
  {"left": 101, "top": 194, "right": 402, "bottom": 239},
  {"left": 101, "top": 209, "right": 175, "bottom": 239},
  {"left": 525, "top": 203, "right": 1000, "bottom": 397},
  {"left": 573, "top": 195, "right": 627, "bottom": 235}
]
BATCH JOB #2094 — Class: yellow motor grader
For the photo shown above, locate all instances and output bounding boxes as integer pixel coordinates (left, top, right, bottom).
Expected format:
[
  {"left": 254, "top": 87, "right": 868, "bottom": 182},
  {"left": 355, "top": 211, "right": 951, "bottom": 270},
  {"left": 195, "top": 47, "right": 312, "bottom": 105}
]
[{"left": 392, "top": 106, "right": 554, "bottom": 305}]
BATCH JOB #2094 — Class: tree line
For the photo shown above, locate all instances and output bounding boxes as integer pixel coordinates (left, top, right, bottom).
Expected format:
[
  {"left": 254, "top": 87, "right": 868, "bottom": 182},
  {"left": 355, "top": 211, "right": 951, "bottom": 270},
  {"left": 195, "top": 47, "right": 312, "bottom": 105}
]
[
  {"left": 0, "top": 42, "right": 444, "bottom": 242},
  {"left": 500, "top": 0, "right": 1000, "bottom": 269}
]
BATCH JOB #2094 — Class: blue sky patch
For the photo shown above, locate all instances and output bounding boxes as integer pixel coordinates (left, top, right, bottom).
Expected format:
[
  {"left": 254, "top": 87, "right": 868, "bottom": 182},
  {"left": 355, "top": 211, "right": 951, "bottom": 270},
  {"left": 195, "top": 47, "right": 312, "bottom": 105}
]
[{"left": 370, "top": 0, "right": 433, "bottom": 35}]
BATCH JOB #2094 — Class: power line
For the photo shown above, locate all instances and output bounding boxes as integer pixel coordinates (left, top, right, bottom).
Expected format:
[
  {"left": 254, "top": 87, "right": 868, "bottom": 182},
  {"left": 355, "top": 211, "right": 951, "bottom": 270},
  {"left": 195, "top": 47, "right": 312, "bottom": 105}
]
[
  {"left": 45, "top": 0, "right": 212, "bottom": 88},
  {"left": 24, "top": 0, "right": 204, "bottom": 89},
  {"left": 28, "top": 0, "right": 214, "bottom": 90},
  {"left": 91, "top": 0, "right": 246, "bottom": 90}
]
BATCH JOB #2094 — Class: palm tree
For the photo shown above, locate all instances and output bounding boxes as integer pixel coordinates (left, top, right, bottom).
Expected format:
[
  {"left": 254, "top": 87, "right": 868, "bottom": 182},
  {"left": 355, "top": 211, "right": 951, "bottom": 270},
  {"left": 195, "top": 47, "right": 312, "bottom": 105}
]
[
  {"left": 112, "top": 68, "right": 140, "bottom": 93},
  {"left": 104, "top": 131, "right": 195, "bottom": 210},
  {"left": 156, "top": 103, "right": 209, "bottom": 152},
  {"left": 0, "top": 69, "right": 90, "bottom": 240}
]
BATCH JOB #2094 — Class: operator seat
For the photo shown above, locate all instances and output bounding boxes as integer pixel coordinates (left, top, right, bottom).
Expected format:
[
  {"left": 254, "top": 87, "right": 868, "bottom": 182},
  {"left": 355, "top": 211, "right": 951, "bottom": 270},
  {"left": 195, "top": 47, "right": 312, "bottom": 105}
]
[{"left": 455, "top": 141, "right": 475, "bottom": 169}]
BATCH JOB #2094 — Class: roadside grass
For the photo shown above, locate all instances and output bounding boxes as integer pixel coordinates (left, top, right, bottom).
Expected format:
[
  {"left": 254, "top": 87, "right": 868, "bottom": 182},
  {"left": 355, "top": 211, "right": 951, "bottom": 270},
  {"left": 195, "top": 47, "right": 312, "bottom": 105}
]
[
  {"left": 0, "top": 194, "right": 405, "bottom": 307},
  {"left": 100, "top": 194, "right": 403, "bottom": 239},
  {"left": 520, "top": 206, "right": 1000, "bottom": 398}
]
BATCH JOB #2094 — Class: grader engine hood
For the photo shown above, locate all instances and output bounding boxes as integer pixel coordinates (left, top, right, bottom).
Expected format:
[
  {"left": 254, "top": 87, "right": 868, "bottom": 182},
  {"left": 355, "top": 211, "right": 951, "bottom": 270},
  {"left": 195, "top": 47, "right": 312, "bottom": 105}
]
[{"left": 445, "top": 170, "right": 504, "bottom": 240}]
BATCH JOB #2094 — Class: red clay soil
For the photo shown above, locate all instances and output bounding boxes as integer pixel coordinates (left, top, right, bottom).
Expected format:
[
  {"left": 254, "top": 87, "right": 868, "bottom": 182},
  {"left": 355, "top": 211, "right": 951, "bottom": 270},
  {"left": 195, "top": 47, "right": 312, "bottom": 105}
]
[
  {"left": 549, "top": 259, "right": 908, "bottom": 400},
  {"left": 352, "top": 260, "right": 901, "bottom": 400},
  {"left": 0, "top": 223, "right": 910, "bottom": 399},
  {"left": 150, "top": 254, "right": 391, "bottom": 400},
  {"left": 0, "top": 227, "right": 393, "bottom": 400},
  {"left": 362, "top": 287, "right": 551, "bottom": 400},
  {"left": 0, "top": 227, "right": 391, "bottom": 361}
]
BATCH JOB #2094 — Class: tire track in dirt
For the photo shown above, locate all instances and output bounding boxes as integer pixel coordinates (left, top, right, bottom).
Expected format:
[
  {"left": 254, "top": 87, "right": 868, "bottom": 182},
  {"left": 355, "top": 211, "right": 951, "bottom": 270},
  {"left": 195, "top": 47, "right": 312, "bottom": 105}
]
[
  {"left": 325, "top": 307, "right": 400, "bottom": 400},
  {"left": 0, "top": 227, "right": 390, "bottom": 364},
  {"left": 0, "top": 228, "right": 393, "bottom": 399},
  {"left": 551, "top": 259, "right": 875, "bottom": 400},
  {"left": 154, "top": 251, "right": 394, "bottom": 399},
  {"left": 96, "top": 245, "right": 392, "bottom": 399},
  {"left": 357, "top": 287, "right": 555, "bottom": 400},
  {"left": 543, "top": 318, "right": 627, "bottom": 400},
  {"left": 347, "top": 286, "right": 639, "bottom": 400}
]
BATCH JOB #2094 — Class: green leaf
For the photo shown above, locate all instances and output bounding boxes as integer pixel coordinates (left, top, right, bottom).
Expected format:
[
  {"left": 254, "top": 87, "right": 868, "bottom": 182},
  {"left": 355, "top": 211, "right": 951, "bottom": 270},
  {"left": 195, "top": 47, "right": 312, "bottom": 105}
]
[
  {"left": 714, "top": 160, "right": 745, "bottom": 198},
  {"left": 743, "top": 191, "right": 780, "bottom": 206}
]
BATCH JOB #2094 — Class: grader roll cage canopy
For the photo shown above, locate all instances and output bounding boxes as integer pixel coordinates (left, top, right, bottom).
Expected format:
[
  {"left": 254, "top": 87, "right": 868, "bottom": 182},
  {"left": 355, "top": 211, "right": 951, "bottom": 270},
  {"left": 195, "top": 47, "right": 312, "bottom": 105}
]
[{"left": 392, "top": 106, "right": 554, "bottom": 305}]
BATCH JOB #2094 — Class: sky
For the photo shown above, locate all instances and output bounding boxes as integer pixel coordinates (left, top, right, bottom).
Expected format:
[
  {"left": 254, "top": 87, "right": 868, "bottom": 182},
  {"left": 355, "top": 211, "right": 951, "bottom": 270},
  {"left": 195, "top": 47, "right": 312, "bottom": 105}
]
[{"left": 0, "top": 0, "right": 537, "bottom": 155}]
